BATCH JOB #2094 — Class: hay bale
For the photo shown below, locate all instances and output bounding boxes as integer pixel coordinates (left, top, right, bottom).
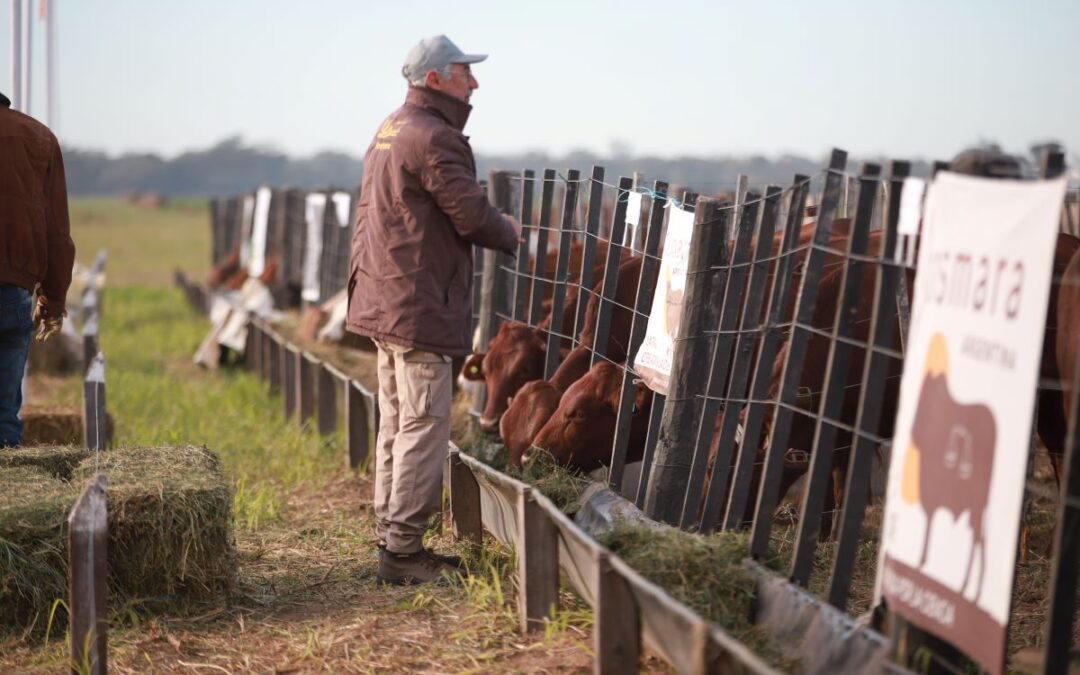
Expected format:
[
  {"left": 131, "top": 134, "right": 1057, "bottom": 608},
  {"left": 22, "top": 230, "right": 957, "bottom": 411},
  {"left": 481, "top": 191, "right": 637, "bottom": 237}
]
[
  {"left": 20, "top": 405, "right": 114, "bottom": 446},
  {"left": 0, "top": 445, "right": 90, "bottom": 480},
  {"left": 0, "top": 465, "right": 77, "bottom": 635},
  {"left": 0, "top": 445, "right": 236, "bottom": 637},
  {"left": 71, "top": 445, "right": 235, "bottom": 602}
]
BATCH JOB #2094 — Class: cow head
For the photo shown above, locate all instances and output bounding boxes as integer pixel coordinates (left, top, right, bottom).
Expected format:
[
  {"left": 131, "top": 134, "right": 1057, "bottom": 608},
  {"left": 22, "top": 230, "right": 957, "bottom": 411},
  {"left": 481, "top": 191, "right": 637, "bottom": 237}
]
[
  {"left": 460, "top": 321, "right": 546, "bottom": 434},
  {"left": 529, "top": 361, "right": 652, "bottom": 472},
  {"left": 503, "top": 379, "right": 563, "bottom": 471}
]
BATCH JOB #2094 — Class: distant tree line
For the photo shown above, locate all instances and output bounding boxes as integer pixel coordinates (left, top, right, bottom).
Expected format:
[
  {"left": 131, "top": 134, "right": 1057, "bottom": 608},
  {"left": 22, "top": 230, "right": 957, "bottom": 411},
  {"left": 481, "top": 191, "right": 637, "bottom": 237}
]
[{"left": 62, "top": 136, "right": 1067, "bottom": 198}]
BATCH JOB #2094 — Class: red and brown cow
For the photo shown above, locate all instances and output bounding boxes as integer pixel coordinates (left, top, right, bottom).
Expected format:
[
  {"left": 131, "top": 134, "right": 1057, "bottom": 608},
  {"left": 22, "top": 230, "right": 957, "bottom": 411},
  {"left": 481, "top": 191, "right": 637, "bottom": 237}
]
[
  {"left": 462, "top": 247, "right": 634, "bottom": 433},
  {"left": 528, "top": 360, "right": 654, "bottom": 471}
]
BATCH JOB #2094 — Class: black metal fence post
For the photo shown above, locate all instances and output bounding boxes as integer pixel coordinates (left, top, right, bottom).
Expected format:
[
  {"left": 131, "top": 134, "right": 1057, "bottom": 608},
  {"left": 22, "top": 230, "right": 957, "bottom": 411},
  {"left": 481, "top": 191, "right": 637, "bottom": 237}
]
[
  {"left": 512, "top": 170, "right": 536, "bottom": 322},
  {"left": 592, "top": 177, "right": 633, "bottom": 370},
  {"left": 543, "top": 169, "right": 582, "bottom": 378},
  {"left": 528, "top": 170, "right": 558, "bottom": 327},
  {"left": 696, "top": 187, "right": 781, "bottom": 532},
  {"left": 721, "top": 177, "right": 810, "bottom": 531},
  {"left": 827, "top": 160, "right": 909, "bottom": 609},
  {"left": 749, "top": 149, "right": 848, "bottom": 560},
  {"left": 788, "top": 162, "right": 881, "bottom": 586},
  {"left": 571, "top": 166, "right": 606, "bottom": 341},
  {"left": 608, "top": 181, "right": 668, "bottom": 494}
]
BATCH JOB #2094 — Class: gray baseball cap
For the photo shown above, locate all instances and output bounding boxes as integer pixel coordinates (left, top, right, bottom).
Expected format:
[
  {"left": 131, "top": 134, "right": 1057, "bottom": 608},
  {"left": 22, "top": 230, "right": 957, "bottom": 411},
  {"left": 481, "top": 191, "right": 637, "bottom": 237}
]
[{"left": 402, "top": 35, "right": 487, "bottom": 82}]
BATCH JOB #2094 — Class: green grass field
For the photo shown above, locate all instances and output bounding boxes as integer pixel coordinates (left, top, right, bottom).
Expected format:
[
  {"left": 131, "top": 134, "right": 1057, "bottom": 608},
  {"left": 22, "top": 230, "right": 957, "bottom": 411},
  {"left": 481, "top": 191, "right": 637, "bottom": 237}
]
[{"left": 69, "top": 198, "right": 209, "bottom": 287}]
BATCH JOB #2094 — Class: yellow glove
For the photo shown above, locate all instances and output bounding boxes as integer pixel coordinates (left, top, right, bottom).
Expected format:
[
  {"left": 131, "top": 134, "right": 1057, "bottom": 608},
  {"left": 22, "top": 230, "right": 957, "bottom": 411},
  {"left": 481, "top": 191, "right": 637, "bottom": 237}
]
[{"left": 32, "top": 299, "right": 63, "bottom": 342}]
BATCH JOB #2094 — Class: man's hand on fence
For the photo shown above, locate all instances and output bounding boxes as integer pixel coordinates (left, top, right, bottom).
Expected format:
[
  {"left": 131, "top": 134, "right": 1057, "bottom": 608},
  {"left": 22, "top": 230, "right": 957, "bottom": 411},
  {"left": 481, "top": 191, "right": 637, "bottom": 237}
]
[
  {"left": 507, "top": 215, "right": 525, "bottom": 244},
  {"left": 32, "top": 298, "right": 63, "bottom": 342}
]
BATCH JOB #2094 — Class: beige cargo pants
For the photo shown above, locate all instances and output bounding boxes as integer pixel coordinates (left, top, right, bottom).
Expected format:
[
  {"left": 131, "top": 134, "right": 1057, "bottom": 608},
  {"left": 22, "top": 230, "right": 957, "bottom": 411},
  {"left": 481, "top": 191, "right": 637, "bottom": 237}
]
[{"left": 372, "top": 340, "right": 453, "bottom": 555}]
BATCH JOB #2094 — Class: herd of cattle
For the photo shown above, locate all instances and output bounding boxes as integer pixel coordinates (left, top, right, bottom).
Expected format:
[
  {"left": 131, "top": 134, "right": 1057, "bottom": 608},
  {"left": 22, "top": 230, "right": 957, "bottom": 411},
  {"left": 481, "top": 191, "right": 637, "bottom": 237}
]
[
  {"left": 200, "top": 156, "right": 1079, "bottom": 543},
  {"left": 462, "top": 163, "right": 1080, "bottom": 541}
]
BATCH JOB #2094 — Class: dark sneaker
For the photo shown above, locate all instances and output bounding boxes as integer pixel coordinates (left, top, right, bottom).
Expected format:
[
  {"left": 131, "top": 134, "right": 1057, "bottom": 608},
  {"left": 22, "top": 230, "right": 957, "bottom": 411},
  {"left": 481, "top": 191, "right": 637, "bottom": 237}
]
[
  {"left": 377, "top": 549, "right": 461, "bottom": 586},
  {"left": 377, "top": 544, "right": 463, "bottom": 570}
]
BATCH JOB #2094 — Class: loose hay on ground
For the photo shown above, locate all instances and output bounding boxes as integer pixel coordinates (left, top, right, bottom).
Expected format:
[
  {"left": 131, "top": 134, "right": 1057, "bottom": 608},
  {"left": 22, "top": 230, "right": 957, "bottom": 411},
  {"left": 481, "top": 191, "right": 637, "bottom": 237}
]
[{"left": 0, "top": 445, "right": 236, "bottom": 638}]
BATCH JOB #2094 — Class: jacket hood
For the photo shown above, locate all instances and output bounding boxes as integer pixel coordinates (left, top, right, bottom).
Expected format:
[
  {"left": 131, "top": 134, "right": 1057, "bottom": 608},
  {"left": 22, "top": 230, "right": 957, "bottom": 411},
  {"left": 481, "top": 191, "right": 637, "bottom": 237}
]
[{"left": 405, "top": 86, "right": 472, "bottom": 131}]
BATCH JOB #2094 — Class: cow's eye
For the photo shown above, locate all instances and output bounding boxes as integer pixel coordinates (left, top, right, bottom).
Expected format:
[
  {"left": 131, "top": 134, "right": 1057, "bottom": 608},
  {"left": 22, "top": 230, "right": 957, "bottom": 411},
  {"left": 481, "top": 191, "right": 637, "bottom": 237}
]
[{"left": 571, "top": 409, "right": 587, "bottom": 421}]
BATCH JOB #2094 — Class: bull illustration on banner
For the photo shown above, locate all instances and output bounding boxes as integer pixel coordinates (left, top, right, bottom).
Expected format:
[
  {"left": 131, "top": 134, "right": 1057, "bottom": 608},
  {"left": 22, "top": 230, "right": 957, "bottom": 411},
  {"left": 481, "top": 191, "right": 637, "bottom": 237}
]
[{"left": 900, "top": 332, "right": 997, "bottom": 602}]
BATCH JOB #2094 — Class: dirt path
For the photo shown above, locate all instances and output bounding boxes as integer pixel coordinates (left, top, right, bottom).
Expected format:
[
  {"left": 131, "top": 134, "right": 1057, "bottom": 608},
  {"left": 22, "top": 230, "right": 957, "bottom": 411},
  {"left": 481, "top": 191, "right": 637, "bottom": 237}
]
[{"left": 3, "top": 471, "right": 619, "bottom": 674}]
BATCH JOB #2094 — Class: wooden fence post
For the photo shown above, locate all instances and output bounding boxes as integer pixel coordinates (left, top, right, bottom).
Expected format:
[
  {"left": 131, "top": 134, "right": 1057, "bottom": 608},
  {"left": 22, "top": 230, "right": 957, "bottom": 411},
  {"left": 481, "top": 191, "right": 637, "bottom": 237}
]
[
  {"left": 298, "top": 353, "right": 317, "bottom": 426},
  {"left": 346, "top": 380, "right": 376, "bottom": 470},
  {"left": 448, "top": 450, "right": 482, "bottom": 547},
  {"left": 268, "top": 334, "right": 281, "bottom": 394},
  {"left": 68, "top": 474, "right": 107, "bottom": 675},
  {"left": 245, "top": 320, "right": 258, "bottom": 372},
  {"left": 316, "top": 363, "right": 337, "bottom": 435},
  {"left": 643, "top": 196, "right": 727, "bottom": 525},
  {"left": 83, "top": 353, "right": 107, "bottom": 452},
  {"left": 594, "top": 550, "right": 640, "bottom": 674},
  {"left": 516, "top": 485, "right": 559, "bottom": 633},
  {"left": 283, "top": 344, "right": 298, "bottom": 420}
]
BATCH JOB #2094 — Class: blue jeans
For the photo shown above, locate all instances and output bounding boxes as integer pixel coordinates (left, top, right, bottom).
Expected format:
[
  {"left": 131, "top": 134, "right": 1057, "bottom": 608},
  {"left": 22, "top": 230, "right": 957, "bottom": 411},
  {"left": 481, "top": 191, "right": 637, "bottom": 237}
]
[{"left": 0, "top": 285, "right": 32, "bottom": 447}]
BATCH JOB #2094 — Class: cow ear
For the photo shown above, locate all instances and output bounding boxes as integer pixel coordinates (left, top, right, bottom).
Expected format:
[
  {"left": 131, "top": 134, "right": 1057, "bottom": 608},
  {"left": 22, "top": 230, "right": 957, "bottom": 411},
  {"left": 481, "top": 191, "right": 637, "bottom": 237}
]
[{"left": 461, "top": 353, "right": 485, "bottom": 381}]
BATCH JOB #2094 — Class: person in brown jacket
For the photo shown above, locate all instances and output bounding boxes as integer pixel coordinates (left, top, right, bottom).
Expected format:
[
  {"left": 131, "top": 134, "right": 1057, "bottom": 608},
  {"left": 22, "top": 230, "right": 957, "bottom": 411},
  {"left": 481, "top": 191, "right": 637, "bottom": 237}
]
[
  {"left": 347, "top": 36, "right": 520, "bottom": 585},
  {"left": 0, "top": 91, "right": 75, "bottom": 447}
]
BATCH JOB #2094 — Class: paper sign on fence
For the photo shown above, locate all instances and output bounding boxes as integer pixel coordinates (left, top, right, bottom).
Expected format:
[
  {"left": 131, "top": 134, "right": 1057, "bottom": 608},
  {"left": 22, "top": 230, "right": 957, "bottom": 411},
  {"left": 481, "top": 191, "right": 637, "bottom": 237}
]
[
  {"left": 301, "top": 193, "right": 327, "bottom": 302},
  {"left": 632, "top": 203, "right": 696, "bottom": 394},
  {"left": 897, "top": 177, "right": 926, "bottom": 236},
  {"left": 248, "top": 186, "right": 272, "bottom": 277},
  {"left": 875, "top": 173, "right": 1066, "bottom": 675}
]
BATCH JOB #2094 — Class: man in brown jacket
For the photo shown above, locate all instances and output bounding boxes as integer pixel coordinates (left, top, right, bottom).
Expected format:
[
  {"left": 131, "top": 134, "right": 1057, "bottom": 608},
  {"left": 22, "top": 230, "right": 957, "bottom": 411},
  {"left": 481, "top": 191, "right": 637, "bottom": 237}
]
[
  {"left": 0, "top": 91, "right": 75, "bottom": 447},
  {"left": 347, "top": 36, "right": 520, "bottom": 585}
]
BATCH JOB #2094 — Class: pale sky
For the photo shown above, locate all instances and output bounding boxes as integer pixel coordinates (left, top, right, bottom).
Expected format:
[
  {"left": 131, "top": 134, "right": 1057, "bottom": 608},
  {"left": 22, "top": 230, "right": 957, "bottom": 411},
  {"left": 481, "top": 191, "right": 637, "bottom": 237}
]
[{"left": 2, "top": 0, "right": 1076, "bottom": 161}]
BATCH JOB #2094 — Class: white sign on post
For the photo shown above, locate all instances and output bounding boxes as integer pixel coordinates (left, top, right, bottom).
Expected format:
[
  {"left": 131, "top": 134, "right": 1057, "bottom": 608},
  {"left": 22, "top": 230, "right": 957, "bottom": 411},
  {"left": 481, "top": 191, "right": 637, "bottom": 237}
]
[
  {"left": 875, "top": 172, "right": 1066, "bottom": 675},
  {"left": 248, "top": 186, "right": 273, "bottom": 278},
  {"left": 301, "top": 193, "right": 328, "bottom": 302},
  {"left": 632, "top": 203, "right": 696, "bottom": 395},
  {"left": 624, "top": 192, "right": 643, "bottom": 251}
]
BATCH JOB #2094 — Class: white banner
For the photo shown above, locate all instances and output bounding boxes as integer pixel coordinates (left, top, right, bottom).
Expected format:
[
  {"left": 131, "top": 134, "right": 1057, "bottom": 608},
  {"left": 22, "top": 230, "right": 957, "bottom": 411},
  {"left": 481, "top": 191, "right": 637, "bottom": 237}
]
[
  {"left": 248, "top": 186, "right": 273, "bottom": 277},
  {"left": 331, "top": 191, "right": 352, "bottom": 227},
  {"left": 876, "top": 173, "right": 1066, "bottom": 675},
  {"left": 302, "top": 193, "right": 327, "bottom": 302},
  {"left": 632, "top": 203, "right": 696, "bottom": 395}
]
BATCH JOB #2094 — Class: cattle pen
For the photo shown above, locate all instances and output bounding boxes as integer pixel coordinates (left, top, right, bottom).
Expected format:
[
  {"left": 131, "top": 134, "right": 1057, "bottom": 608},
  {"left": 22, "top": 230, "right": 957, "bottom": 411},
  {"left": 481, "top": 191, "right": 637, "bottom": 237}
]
[{"left": 185, "top": 149, "right": 1080, "bottom": 674}]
